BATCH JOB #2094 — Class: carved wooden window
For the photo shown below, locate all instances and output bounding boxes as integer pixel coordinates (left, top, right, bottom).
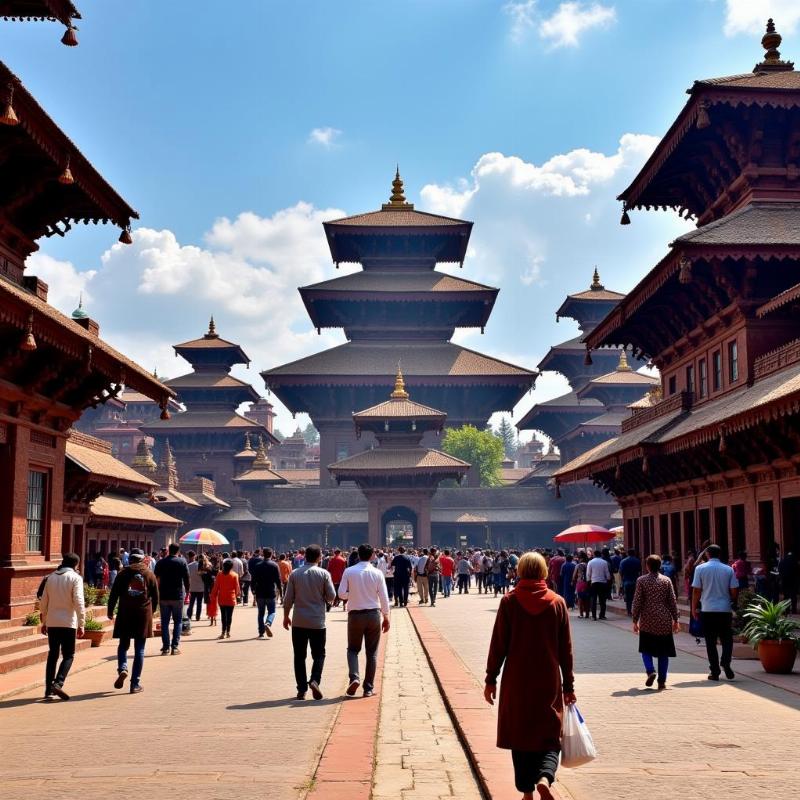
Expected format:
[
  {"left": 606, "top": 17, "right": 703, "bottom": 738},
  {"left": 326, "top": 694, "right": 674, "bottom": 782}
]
[
  {"left": 728, "top": 341, "right": 739, "bottom": 383},
  {"left": 26, "top": 470, "right": 47, "bottom": 552},
  {"left": 699, "top": 359, "right": 708, "bottom": 397},
  {"left": 712, "top": 351, "right": 722, "bottom": 391},
  {"left": 686, "top": 364, "right": 695, "bottom": 395}
]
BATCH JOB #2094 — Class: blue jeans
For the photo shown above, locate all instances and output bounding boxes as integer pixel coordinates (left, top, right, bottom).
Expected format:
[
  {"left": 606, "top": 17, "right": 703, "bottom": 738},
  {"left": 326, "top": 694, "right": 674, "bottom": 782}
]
[
  {"left": 160, "top": 598, "right": 184, "bottom": 650},
  {"left": 256, "top": 596, "right": 276, "bottom": 635},
  {"left": 442, "top": 575, "right": 453, "bottom": 597},
  {"left": 118, "top": 636, "right": 146, "bottom": 687},
  {"left": 641, "top": 653, "right": 669, "bottom": 683}
]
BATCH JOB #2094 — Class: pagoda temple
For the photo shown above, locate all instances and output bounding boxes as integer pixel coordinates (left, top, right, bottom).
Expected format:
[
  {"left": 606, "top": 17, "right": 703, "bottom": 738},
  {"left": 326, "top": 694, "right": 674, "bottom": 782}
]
[
  {"left": 263, "top": 171, "right": 536, "bottom": 486},
  {"left": 329, "top": 369, "right": 470, "bottom": 546},
  {"left": 517, "top": 270, "right": 654, "bottom": 526},
  {"left": 0, "top": 11, "right": 175, "bottom": 617},
  {"left": 557, "top": 20, "right": 800, "bottom": 567},
  {"left": 141, "top": 319, "right": 276, "bottom": 498}
]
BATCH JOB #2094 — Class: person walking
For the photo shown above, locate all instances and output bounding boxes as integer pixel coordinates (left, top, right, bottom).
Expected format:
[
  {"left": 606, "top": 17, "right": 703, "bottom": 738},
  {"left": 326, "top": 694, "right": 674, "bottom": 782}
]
[
  {"left": 251, "top": 548, "right": 281, "bottom": 638},
  {"left": 778, "top": 551, "right": 799, "bottom": 613},
  {"left": 414, "top": 548, "right": 430, "bottom": 604},
  {"left": 560, "top": 553, "right": 577, "bottom": 610},
  {"left": 619, "top": 548, "right": 642, "bottom": 615},
  {"left": 426, "top": 547, "right": 441, "bottom": 607},
  {"left": 632, "top": 554, "right": 679, "bottom": 690},
  {"left": 391, "top": 547, "right": 413, "bottom": 607},
  {"left": 457, "top": 553, "right": 472, "bottom": 594},
  {"left": 683, "top": 549, "right": 697, "bottom": 601},
  {"left": 108, "top": 548, "right": 159, "bottom": 694},
  {"left": 338, "top": 543, "right": 391, "bottom": 698},
  {"left": 283, "top": 545, "right": 336, "bottom": 700},
  {"left": 691, "top": 544, "right": 738, "bottom": 681},
  {"left": 732, "top": 551, "right": 752, "bottom": 591},
  {"left": 439, "top": 549, "right": 455, "bottom": 598},
  {"left": 326, "top": 548, "right": 348, "bottom": 609},
  {"left": 186, "top": 551, "right": 205, "bottom": 622},
  {"left": 547, "top": 549, "right": 565, "bottom": 594},
  {"left": 586, "top": 550, "right": 611, "bottom": 620},
  {"left": 154, "top": 543, "right": 190, "bottom": 655},
  {"left": 611, "top": 548, "right": 623, "bottom": 599},
  {"left": 211, "top": 559, "right": 241, "bottom": 639},
  {"left": 39, "top": 553, "right": 85, "bottom": 701},
  {"left": 572, "top": 552, "right": 590, "bottom": 618},
  {"left": 484, "top": 552, "right": 576, "bottom": 800},
  {"left": 278, "top": 554, "right": 292, "bottom": 603}
]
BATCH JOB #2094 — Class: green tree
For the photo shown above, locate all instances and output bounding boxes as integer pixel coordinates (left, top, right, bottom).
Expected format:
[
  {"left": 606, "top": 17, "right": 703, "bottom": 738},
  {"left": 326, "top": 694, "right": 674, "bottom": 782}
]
[
  {"left": 272, "top": 428, "right": 285, "bottom": 442},
  {"left": 302, "top": 421, "right": 320, "bottom": 446},
  {"left": 442, "top": 424, "right": 504, "bottom": 487},
  {"left": 494, "top": 415, "right": 518, "bottom": 460}
]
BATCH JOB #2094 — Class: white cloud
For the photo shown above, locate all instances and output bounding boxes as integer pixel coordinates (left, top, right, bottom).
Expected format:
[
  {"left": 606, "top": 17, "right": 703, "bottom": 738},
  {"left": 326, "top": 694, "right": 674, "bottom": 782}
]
[
  {"left": 308, "top": 126, "right": 342, "bottom": 148},
  {"left": 539, "top": 2, "right": 616, "bottom": 49},
  {"left": 724, "top": 1, "right": 800, "bottom": 37},
  {"left": 504, "top": 1, "right": 616, "bottom": 48},
  {"left": 30, "top": 202, "right": 357, "bottom": 434}
]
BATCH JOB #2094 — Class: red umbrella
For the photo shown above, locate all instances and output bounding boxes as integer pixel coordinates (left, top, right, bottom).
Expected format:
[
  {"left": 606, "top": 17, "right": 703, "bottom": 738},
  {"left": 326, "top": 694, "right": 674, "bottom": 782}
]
[{"left": 553, "top": 524, "right": 611, "bottom": 544}]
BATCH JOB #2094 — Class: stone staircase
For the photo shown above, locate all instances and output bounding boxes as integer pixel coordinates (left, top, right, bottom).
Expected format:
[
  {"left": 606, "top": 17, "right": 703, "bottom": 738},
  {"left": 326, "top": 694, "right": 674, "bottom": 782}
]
[{"left": 0, "top": 607, "right": 112, "bottom": 676}]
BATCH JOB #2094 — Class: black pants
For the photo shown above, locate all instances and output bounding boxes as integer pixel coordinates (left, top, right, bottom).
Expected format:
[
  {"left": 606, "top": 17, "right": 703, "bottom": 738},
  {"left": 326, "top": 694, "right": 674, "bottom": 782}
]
[
  {"left": 220, "top": 604, "right": 234, "bottom": 633},
  {"left": 385, "top": 576, "right": 394, "bottom": 600},
  {"left": 347, "top": 610, "right": 382, "bottom": 691},
  {"left": 511, "top": 750, "right": 560, "bottom": 792},
  {"left": 395, "top": 577, "right": 410, "bottom": 606},
  {"left": 457, "top": 574, "right": 470, "bottom": 593},
  {"left": 701, "top": 612, "right": 733, "bottom": 675},
  {"left": 187, "top": 591, "right": 204, "bottom": 620},
  {"left": 428, "top": 574, "right": 439, "bottom": 605},
  {"left": 590, "top": 583, "right": 607, "bottom": 619},
  {"left": 46, "top": 627, "right": 76, "bottom": 692},
  {"left": 241, "top": 581, "right": 251, "bottom": 604},
  {"left": 292, "top": 627, "right": 326, "bottom": 693},
  {"left": 623, "top": 581, "right": 636, "bottom": 614}
]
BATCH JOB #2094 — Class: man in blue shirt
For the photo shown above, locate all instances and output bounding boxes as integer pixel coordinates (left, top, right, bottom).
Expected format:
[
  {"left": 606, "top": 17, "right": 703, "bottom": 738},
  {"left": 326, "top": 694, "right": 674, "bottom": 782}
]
[
  {"left": 691, "top": 544, "right": 738, "bottom": 681},
  {"left": 618, "top": 549, "right": 641, "bottom": 615}
]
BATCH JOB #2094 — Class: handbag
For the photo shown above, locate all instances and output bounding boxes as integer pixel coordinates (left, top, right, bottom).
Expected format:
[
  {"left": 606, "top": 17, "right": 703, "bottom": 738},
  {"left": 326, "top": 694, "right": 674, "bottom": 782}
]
[
  {"left": 576, "top": 580, "right": 589, "bottom": 593},
  {"left": 561, "top": 704, "right": 597, "bottom": 768}
]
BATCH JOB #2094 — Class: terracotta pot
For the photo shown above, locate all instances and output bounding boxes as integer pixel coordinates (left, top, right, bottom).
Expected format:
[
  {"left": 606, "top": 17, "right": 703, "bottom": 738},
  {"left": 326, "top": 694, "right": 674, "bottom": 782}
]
[
  {"left": 80, "top": 629, "right": 108, "bottom": 648},
  {"left": 757, "top": 639, "right": 798, "bottom": 674}
]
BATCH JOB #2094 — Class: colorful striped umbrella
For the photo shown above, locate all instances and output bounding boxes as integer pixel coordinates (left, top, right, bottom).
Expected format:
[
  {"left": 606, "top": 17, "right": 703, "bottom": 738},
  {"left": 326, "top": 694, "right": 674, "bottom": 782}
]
[{"left": 179, "top": 528, "right": 229, "bottom": 546}]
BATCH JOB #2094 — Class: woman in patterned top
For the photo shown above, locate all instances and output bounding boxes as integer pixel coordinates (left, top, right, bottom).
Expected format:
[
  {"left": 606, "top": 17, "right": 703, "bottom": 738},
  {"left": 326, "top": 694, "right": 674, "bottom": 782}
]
[{"left": 632, "top": 554, "right": 679, "bottom": 690}]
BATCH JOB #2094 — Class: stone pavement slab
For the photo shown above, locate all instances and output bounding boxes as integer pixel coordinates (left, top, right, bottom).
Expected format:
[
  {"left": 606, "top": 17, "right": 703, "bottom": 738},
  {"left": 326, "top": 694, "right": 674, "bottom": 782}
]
[
  {"left": 417, "top": 592, "right": 800, "bottom": 800},
  {"left": 0, "top": 605, "right": 353, "bottom": 800}
]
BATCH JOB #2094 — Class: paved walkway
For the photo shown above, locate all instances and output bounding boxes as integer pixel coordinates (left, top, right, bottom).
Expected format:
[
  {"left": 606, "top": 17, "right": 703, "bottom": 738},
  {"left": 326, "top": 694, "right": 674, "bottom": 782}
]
[
  {"left": 373, "top": 609, "right": 483, "bottom": 800},
  {"left": 419, "top": 592, "right": 800, "bottom": 800},
  {"left": 0, "top": 605, "right": 350, "bottom": 800}
]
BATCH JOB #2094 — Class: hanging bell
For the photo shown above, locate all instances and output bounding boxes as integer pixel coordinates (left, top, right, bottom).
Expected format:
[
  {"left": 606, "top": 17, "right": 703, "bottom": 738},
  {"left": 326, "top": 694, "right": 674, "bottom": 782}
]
[
  {"left": 584, "top": 347, "right": 593, "bottom": 366},
  {"left": 61, "top": 24, "right": 79, "bottom": 47},
  {"left": 696, "top": 101, "right": 711, "bottom": 130},
  {"left": 1, "top": 84, "right": 19, "bottom": 126},
  {"left": 160, "top": 403, "right": 170, "bottom": 420},
  {"left": 119, "top": 228, "right": 133, "bottom": 245},
  {"left": 21, "top": 313, "right": 37, "bottom": 351},
  {"left": 620, "top": 208, "right": 631, "bottom": 225},
  {"left": 58, "top": 154, "right": 75, "bottom": 185}
]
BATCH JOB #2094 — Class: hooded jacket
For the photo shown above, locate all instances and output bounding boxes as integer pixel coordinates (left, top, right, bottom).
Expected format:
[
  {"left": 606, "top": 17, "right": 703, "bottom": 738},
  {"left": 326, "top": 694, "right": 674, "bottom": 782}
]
[
  {"left": 109, "top": 562, "right": 159, "bottom": 640},
  {"left": 40, "top": 566, "right": 86, "bottom": 630}
]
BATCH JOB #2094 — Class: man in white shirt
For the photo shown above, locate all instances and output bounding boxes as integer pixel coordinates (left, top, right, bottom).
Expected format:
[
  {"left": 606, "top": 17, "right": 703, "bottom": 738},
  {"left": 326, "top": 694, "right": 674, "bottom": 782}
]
[
  {"left": 338, "top": 543, "right": 390, "bottom": 698},
  {"left": 414, "top": 549, "right": 430, "bottom": 604},
  {"left": 586, "top": 552, "right": 612, "bottom": 620},
  {"left": 40, "top": 553, "right": 85, "bottom": 700}
]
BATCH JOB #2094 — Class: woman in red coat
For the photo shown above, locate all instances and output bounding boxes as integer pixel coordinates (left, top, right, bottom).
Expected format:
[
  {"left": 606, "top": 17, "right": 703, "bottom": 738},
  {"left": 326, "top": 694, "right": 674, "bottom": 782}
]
[{"left": 484, "top": 551, "right": 576, "bottom": 800}]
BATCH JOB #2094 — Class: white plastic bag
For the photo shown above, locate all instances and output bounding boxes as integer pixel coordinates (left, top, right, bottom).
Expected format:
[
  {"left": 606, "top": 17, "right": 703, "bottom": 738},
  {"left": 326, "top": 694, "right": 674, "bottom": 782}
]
[{"left": 560, "top": 704, "right": 597, "bottom": 768}]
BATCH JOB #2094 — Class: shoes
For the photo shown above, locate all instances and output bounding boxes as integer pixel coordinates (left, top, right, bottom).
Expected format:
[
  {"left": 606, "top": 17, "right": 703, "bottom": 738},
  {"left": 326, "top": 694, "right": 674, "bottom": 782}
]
[
  {"left": 536, "top": 780, "right": 554, "bottom": 800},
  {"left": 363, "top": 689, "right": 374, "bottom": 698},
  {"left": 226, "top": 631, "right": 231, "bottom": 639},
  {"left": 657, "top": 682, "right": 667, "bottom": 691},
  {"left": 258, "top": 633, "right": 265, "bottom": 639},
  {"left": 723, "top": 665, "right": 735, "bottom": 680},
  {"left": 114, "top": 670, "right": 128, "bottom": 689},
  {"left": 51, "top": 684, "right": 69, "bottom": 701},
  {"left": 265, "top": 625, "right": 273, "bottom": 638},
  {"left": 44, "top": 692, "right": 55, "bottom": 701},
  {"left": 599, "top": 615, "right": 607, "bottom": 620},
  {"left": 218, "top": 633, "right": 226, "bottom": 640},
  {"left": 171, "top": 647, "right": 181, "bottom": 655},
  {"left": 130, "top": 685, "right": 144, "bottom": 694},
  {"left": 645, "top": 671, "right": 657, "bottom": 687},
  {"left": 708, "top": 673, "right": 720, "bottom": 681},
  {"left": 160, "top": 648, "right": 170, "bottom": 655},
  {"left": 296, "top": 691, "right": 307, "bottom": 700},
  {"left": 346, "top": 679, "right": 361, "bottom": 697},
  {"left": 309, "top": 680, "right": 323, "bottom": 700}
]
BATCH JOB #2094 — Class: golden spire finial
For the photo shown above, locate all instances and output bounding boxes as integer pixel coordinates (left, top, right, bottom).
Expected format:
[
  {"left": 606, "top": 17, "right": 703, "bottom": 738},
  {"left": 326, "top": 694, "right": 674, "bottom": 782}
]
[
  {"left": 132, "top": 438, "right": 157, "bottom": 472},
  {"left": 390, "top": 363, "right": 409, "bottom": 400},
  {"left": 244, "top": 432, "right": 253, "bottom": 451},
  {"left": 383, "top": 166, "right": 414, "bottom": 210},
  {"left": 206, "top": 315, "right": 217, "bottom": 338},
  {"left": 253, "top": 435, "right": 272, "bottom": 468},
  {"left": 617, "top": 349, "right": 632, "bottom": 371},
  {"left": 755, "top": 18, "right": 794, "bottom": 72},
  {"left": 591, "top": 267, "right": 604, "bottom": 289}
]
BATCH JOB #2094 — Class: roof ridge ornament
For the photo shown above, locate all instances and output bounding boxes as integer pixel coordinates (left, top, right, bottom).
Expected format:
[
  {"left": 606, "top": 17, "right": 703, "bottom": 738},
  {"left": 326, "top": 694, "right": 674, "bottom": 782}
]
[
  {"left": 253, "top": 435, "right": 272, "bottom": 468},
  {"left": 591, "top": 267, "right": 604, "bottom": 290},
  {"left": 71, "top": 292, "right": 88, "bottom": 320},
  {"left": 390, "top": 363, "right": 410, "bottom": 400},
  {"left": 205, "top": 315, "right": 218, "bottom": 339},
  {"left": 754, "top": 18, "right": 794, "bottom": 73},
  {"left": 617, "top": 349, "right": 632, "bottom": 372},
  {"left": 382, "top": 166, "right": 415, "bottom": 211}
]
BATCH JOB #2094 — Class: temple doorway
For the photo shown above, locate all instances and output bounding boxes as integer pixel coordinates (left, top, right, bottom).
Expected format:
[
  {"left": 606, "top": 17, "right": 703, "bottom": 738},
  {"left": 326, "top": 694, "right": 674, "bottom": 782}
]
[{"left": 382, "top": 506, "right": 417, "bottom": 548}]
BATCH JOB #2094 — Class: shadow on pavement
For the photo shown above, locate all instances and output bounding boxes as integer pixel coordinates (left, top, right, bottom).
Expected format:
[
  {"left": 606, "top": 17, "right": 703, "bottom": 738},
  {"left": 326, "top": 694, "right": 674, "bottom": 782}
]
[
  {"left": 227, "top": 696, "right": 342, "bottom": 710},
  {"left": 0, "top": 690, "right": 116, "bottom": 709}
]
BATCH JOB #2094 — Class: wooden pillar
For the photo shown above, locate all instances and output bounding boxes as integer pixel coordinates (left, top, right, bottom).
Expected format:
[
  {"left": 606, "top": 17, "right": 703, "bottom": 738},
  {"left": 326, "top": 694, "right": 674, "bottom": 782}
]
[
  {"left": 368, "top": 496, "right": 381, "bottom": 547},
  {"left": 418, "top": 501, "right": 432, "bottom": 548}
]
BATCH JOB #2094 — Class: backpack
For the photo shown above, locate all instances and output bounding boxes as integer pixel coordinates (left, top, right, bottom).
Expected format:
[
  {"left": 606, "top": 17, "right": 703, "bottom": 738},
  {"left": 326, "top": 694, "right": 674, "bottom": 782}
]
[{"left": 127, "top": 571, "right": 149, "bottom": 600}]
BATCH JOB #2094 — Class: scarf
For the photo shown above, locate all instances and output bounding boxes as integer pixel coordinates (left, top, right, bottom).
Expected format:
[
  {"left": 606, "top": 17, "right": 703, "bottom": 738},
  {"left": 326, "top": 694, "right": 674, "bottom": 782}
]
[{"left": 511, "top": 578, "right": 558, "bottom": 615}]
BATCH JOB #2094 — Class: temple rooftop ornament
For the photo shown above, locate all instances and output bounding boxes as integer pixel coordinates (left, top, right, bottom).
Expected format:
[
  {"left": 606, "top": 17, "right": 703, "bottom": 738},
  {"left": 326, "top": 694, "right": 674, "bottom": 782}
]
[
  {"left": 205, "top": 316, "right": 218, "bottom": 339},
  {"left": 616, "top": 350, "right": 631, "bottom": 372},
  {"left": 71, "top": 293, "right": 88, "bottom": 320},
  {"left": 755, "top": 18, "right": 794, "bottom": 73},
  {"left": 591, "top": 267, "right": 604, "bottom": 290},
  {"left": 390, "top": 365, "right": 409, "bottom": 400},
  {"left": 382, "top": 166, "right": 414, "bottom": 211}
]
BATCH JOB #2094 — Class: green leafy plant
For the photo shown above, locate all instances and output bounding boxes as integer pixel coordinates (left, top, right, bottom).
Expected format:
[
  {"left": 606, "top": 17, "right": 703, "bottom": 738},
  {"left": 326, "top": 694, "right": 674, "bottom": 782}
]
[
  {"left": 24, "top": 611, "right": 41, "bottom": 626},
  {"left": 95, "top": 590, "right": 110, "bottom": 607},
  {"left": 83, "top": 584, "right": 97, "bottom": 607},
  {"left": 733, "top": 588, "right": 757, "bottom": 635},
  {"left": 742, "top": 597, "right": 800, "bottom": 648},
  {"left": 442, "top": 424, "right": 504, "bottom": 487},
  {"left": 83, "top": 611, "right": 104, "bottom": 631}
]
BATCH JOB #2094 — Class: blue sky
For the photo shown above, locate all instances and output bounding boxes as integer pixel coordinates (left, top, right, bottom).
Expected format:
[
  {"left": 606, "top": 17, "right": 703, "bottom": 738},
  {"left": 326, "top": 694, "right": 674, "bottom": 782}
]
[{"left": 8, "top": 1, "right": 800, "bottom": 437}]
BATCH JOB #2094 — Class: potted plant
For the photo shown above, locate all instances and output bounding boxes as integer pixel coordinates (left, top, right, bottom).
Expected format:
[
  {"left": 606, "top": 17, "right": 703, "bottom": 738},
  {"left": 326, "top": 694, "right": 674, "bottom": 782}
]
[
  {"left": 731, "top": 588, "right": 759, "bottom": 660},
  {"left": 24, "top": 610, "right": 41, "bottom": 627},
  {"left": 80, "top": 613, "right": 108, "bottom": 647},
  {"left": 742, "top": 597, "right": 799, "bottom": 674}
]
